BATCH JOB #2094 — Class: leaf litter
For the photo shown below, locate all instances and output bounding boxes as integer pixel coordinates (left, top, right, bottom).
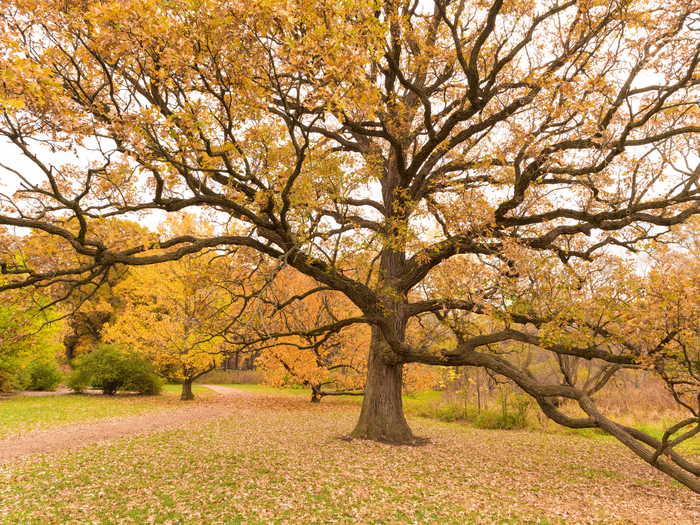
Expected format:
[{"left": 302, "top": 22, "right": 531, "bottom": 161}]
[{"left": 1, "top": 385, "right": 699, "bottom": 524}]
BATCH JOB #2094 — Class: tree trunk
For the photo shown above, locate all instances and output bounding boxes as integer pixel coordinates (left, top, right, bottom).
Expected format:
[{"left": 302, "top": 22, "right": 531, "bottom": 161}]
[
  {"left": 180, "top": 378, "right": 195, "bottom": 401},
  {"left": 310, "top": 385, "right": 322, "bottom": 403},
  {"left": 350, "top": 327, "right": 414, "bottom": 442}
]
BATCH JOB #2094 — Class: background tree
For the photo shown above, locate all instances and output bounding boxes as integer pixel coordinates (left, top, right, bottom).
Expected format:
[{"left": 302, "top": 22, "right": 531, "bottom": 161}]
[
  {"left": 254, "top": 269, "right": 369, "bottom": 402},
  {"left": 0, "top": 234, "right": 63, "bottom": 390},
  {"left": 625, "top": 243, "right": 700, "bottom": 423},
  {"left": 104, "top": 215, "right": 254, "bottom": 400},
  {"left": 2, "top": 0, "right": 700, "bottom": 491},
  {"left": 0, "top": 290, "right": 62, "bottom": 391},
  {"left": 15, "top": 220, "right": 155, "bottom": 359}
]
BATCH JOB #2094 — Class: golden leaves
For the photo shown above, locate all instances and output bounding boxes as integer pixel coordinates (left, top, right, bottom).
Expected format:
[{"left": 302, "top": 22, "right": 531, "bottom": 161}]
[{"left": 256, "top": 268, "right": 369, "bottom": 392}]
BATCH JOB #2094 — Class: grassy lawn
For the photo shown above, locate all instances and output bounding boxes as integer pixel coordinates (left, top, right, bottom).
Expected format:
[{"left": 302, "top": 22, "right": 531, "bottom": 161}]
[
  {"left": 220, "top": 383, "right": 305, "bottom": 394},
  {"left": 3, "top": 384, "right": 699, "bottom": 523},
  {"left": 0, "top": 390, "right": 198, "bottom": 439},
  {"left": 222, "top": 384, "right": 435, "bottom": 407},
  {"left": 222, "top": 383, "right": 318, "bottom": 397},
  {"left": 161, "top": 384, "right": 215, "bottom": 397},
  {"left": 223, "top": 384, "right": 700, "bottom": 455},
  {"left": 2, "top": 396, "right": 699, "bottom": 524}
]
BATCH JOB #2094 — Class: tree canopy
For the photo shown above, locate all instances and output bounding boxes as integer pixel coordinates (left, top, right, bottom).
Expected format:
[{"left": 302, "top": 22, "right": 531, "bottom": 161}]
[
  {"left": 2, "top": 0, "right": 700, "bottom": 492},
  {"left": 253, "top": 268, "right": 369, "bottom": 401},
  {"left": 105, "top": 214, "right": 254, "bottom": 400}
]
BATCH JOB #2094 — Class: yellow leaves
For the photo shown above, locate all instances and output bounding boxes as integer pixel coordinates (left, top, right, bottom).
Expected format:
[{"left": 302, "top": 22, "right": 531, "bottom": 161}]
[
  {"left": 102, "top": 232, "right": 253, "bottom": 381},
  {"left": 0, "top": 67, "right": 26, "bottom": 110},
  {"left": 157, "top": 211, "right": 214, "bottom": 238},
  {"left": 1, "top": 0, "right": 699, "bottom": 424},
  {"left": 402, "top": 363, "right": 440, "bottom": 395},
  {"left": 0, "top": 54, "right": 59, "bottom": 113}
]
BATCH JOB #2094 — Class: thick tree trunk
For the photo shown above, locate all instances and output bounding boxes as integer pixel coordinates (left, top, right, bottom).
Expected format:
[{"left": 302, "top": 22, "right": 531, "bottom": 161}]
[
  {"left": 350, "top": 327, "right": 414, "bottom": 442},
  {"left": 349, "top": 158, "right": 414, "bottom": 442},
  {"left": 180, "top": 378, "right": 195, "bottom": 401}
]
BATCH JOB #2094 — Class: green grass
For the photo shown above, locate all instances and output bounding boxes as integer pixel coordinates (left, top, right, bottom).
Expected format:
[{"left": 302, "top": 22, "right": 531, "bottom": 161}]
[
  {"left": 224, "top": 384, "right": 440, "bottom": 409},
  {"left": 222, "top": 383, "right": 314, "bottom": 397},
  {"left": 0, "top": 394, "right": 182, "bottom": 439},
  {"left": 222, "top": 383, "right": 366, "bottom": 406},
  {"left": 1, "top": 398, "right": 694, "bottom": 524},
  {"left": 161, "top": 384, "right": 214, "bottom": 396}
]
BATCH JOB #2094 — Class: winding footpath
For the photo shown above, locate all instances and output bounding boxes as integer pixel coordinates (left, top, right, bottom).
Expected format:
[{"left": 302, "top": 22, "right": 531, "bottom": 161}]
[{"left": 0, "top": 385, "right": 255, "bottom": 464}]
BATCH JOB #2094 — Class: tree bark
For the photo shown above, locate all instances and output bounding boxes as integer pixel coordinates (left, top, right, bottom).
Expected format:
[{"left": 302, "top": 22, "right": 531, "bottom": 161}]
[
  {"left": 310, "top": 385, "right": 322, "bottom": 403},
  {"left": 180, "top": 378, "right": 195, "bottom": 401},
  {"left": 350, "top": 327, "right": 414, "bottom": 442}
]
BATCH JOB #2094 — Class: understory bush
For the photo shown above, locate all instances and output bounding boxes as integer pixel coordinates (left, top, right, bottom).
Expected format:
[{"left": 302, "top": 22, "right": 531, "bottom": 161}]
[
  {"left": 19, "top": 359, "right": 63, "bottom": 391},
  {"left": 411, "top": 391, "right": 532, "bottom": 430},
  {"left": 474, "top": 409, "right": 520, "bottom": 430},
  {"left": 0, "top": 368, "right": 19, "bottom": 393},
  {"left": 68, "top": 345, "right": 162, "bottom": 395}
]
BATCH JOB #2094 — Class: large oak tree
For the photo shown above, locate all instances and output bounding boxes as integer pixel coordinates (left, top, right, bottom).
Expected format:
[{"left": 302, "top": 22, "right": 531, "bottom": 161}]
[{"left": 2, "top": 0, "right": 700, "bottom": 491}]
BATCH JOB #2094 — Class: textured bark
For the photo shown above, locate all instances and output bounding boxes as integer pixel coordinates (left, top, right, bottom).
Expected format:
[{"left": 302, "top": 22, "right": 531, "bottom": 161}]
[
  {"left": 180, "top": 379, "right": 195, "bottom": 401},
  {"left": 350, "top": 327, "right": 414, "bottom": 442}
]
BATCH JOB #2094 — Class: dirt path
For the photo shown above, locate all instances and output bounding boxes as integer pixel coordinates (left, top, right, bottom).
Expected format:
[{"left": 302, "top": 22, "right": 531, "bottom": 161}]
[{"left": 0, "top": 385, "right": 255, "bottom": 464}]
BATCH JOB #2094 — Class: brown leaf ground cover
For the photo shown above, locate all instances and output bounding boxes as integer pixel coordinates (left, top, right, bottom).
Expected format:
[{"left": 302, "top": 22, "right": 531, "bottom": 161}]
[{"left": 1, "top": 386, "right": 699, "bottom": 524}]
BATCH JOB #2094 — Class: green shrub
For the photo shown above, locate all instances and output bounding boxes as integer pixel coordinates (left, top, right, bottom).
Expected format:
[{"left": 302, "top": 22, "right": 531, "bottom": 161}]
[
  {"left": 432, "top": 403, "right": 463, "bottom": 422},
  {"left": 511, "top": 391, "right": 533, "bottom": 428},
  {"left": 66, "top": 366, "right": 91, "bottom": 393},
  {"left": 69, "top": 345, "right": 161, "bottom": 395},
  {"left": 127, "top": 370, "right": 162, "bottom": 395},
  {"left": 474, "top": 409, "right": 499, "bottom": 429},
  {"left": 407, "top": 388, "right": 531, "bottom": 430},
  {"left": 411, "top": 399, "right": 480, "bottom": 423},
  {"left": 432, "top": 402, "right": 477, "bottom": 422},
  {"left": 0, "top": 368, "right": 19, "bottom": 393},
  {"left": 493, "top": 412, "right": 520, "bottom": 429},
  {"left": 474, "top": 409, "right": 521, "bottom": 430},
  {"left": 20, "top": 359, "right": 63, "bottom": 391}
]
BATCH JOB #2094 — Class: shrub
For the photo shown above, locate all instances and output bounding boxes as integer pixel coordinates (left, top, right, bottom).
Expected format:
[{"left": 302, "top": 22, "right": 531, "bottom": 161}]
[
  {"left": 20, "top": 359, "right": 63, "bottom": 391},
  {"left": 66, "top": 366, "right": 91, "bottom": 393},
  {"left": 0, "top": 368, "right": 19, "bottom": 393},
  {"left": 69, "top": 345, "right": 161, "bottom": 395},
  {"left": 432, "top": 402, "right": 467, "bottom": 422},
  {"left": 474, "top": 409, "right": 499, "bottom": 429},
  {"left": 127, "top": 370, "right": 162, "bottom": 395},
  {"left": 473, "top": 408, "right": 521, "bottom": 430},
  {"left": 493, "top": 412, "right": 520, "bottom": 429}
]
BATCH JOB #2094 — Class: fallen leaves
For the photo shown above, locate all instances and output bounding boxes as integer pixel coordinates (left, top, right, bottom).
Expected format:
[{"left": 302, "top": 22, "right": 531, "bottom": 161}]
[
  {"left": 0, "top": 392, "right": 187, "bottom": 439},
  {"left": 1, "top": 389, "right": 699, "bottom": 523}
]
